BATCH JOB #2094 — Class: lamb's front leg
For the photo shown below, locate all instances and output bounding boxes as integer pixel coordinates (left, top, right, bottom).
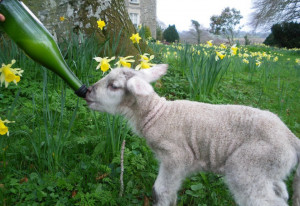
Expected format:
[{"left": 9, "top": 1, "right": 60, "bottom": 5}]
[{"left": 152, "top": 163, "right": 185, "bottom": 206}]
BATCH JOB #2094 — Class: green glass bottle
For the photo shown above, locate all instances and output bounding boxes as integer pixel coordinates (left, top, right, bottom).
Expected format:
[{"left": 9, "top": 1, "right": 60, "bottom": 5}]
[{"left": 0, "top": 0, "right": 88, "bottom": 98}]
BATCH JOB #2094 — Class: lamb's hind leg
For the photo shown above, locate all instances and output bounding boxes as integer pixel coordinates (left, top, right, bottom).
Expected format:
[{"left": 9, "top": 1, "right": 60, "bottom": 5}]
[
  {"left": 224, "top": 141, "right": 293, "bottom": 206},
  {"left": 152, "top": 163, "right": 185, "bottom": 206},
  {"left": 226, "top": 176, "right": 288, "bottom": 206}
]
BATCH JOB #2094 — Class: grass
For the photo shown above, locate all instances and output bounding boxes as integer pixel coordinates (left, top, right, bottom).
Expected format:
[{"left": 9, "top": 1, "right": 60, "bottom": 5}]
[{"left": 0, "top": 32, "right": 299, "bottom": 205}]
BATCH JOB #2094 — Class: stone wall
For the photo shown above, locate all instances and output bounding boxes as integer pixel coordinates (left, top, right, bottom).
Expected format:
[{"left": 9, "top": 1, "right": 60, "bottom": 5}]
[
  {"left": 140, "top": 0, "right": 156, "bottom": 38},
  {"left": 124, "top": 0, "right": 157, "bottom": 38}
]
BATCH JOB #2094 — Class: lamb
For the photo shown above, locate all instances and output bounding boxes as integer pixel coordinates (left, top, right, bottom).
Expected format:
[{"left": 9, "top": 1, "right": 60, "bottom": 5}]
[{"left": 85, "top": 64, "right": 300, "bottom": 206}]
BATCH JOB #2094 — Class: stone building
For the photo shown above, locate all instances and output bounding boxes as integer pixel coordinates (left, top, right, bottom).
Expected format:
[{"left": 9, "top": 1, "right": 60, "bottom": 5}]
[{"left": 125, "top": 0, "right": 157, "bottom": 38}]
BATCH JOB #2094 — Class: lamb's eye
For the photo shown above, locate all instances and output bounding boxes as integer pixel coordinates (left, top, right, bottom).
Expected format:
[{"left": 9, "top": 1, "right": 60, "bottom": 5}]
[{"left": 108, "top": 83, "right": 119, "bottom": 91}]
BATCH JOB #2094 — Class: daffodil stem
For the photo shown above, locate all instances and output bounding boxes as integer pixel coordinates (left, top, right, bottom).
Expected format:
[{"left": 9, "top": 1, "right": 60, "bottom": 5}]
[
  {"left": 2, "top": 150, "right": 6, "bottom": 169},
  {"left": 136, "top": 43, "right": 143, "bottom": 55}
]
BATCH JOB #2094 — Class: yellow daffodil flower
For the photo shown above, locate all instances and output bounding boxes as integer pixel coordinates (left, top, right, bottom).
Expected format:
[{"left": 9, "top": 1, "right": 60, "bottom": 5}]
[
  {"left": 215, "top": 51, "right": 226, "bottom": 61},
  {"left": 135, "top": 54, "right": 155, "bottom": 70},
  {"left": 296, "top": 58, "right": 300, "bottom": 64},
  {"left": 93, "top": 56, "right": 115, "bottom": 72},
  {"left": 130, "top": 33, "right": 142, "bottom": 44},
  {"left": 138, "top": 61, "right": 155, "bottom": 70},
  {"left": 0, "top": 118, "right": 14, "bottom": 136},
  {"left": 0, "top": 121, "right": 8, "bottom": 136},
  {"left": 242, "top": 59, "right": 249, "bottom": 64},
  {"left": 97, "top": 19, "right": 106, "bottom": 30},
  {"left": 140, "top": 53, "right": 154, "bottom": 61},
  {"left": 156, "top": 40, "right": 161, "bottom": 45},
  {"left": 206, "top": 40, "right": 213, "bottom": 47},
  {"left": 59, "top": 16, "right": 65, "bottom": 21},
  {"left": 230, "top": 45, "right": 238, "bottom": 55},
  {"left": 115, "top": 56, "right": 135, "bottom": 68},
  {"left": 256, "top": 60, "right": 262, "bottom": 67},
  {"left": 243, "top": 53, "right": 249, "bottom": 58},
  {"left": 0, "top": 59, "right": 24, "bottom": 88},
  {"left": 273, "top": 56, "right": 278, "bottom": 62},
  {"left": 220, "top": 43, "right": 227, "bottom": 49}
]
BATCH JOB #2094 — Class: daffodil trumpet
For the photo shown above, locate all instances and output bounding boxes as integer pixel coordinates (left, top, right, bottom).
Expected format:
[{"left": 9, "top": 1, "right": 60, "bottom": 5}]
[{"left": 0, "top": 0, "right": 87, "bottom": 98}]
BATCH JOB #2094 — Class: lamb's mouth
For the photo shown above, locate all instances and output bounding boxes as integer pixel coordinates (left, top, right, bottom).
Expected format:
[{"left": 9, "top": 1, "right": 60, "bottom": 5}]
[{"left": 85, "top": 97, "right": 95, "bottom": 105}]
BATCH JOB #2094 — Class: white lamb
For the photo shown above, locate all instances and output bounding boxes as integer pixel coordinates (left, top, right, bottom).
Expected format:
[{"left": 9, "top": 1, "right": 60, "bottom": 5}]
[{"left": 85, "top": 64, "right": 300, "bottom": 206}]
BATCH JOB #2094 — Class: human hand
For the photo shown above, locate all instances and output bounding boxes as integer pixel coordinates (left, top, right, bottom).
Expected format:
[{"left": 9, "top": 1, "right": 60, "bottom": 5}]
[{"left": 0, "top": 13, "right": 5, "bottom": 22}]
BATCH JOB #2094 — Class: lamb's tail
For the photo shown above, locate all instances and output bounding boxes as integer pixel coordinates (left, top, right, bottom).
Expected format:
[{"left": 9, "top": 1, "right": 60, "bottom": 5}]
[{"left": 292, "top": 135, "right": 300, "bottom": 206}]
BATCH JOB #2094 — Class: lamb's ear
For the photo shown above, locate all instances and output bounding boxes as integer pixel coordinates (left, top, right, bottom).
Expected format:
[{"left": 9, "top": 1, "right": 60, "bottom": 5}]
[
  {"left": 127, "top": 76, "right": 154, "bottom": 96},
  {"left": 138, "top": 64, "right": 168, "bottom": 83}
]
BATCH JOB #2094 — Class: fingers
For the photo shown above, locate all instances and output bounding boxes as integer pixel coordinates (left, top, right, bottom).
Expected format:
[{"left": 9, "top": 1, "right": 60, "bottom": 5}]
[{"left": 0, "top": 14, "right": 5, "bottom": 22}]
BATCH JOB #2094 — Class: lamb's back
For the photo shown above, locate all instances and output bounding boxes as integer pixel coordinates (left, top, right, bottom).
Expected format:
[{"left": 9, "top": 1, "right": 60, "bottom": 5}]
[{"left": 146, "top": 100, "right": 290, "bottom": 173}]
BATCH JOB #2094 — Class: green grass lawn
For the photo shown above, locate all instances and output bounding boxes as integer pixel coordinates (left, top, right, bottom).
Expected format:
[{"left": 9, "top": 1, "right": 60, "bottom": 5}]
[{"left": 0, "top": 34, "right": 299, "bottom": 205}]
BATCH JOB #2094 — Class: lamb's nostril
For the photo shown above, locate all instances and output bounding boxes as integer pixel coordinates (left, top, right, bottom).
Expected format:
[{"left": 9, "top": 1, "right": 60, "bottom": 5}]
[{"left": 87, "top": 87, "right": 93, "bottom": 93}]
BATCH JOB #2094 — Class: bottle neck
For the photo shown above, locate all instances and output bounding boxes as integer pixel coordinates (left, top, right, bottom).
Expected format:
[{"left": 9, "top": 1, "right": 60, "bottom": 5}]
[{"left": 75, "top": 85, "right": 88, "bottom": 98}]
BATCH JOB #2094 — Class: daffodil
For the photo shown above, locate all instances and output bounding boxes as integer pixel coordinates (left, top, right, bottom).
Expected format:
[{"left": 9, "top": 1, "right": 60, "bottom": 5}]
[
  {"left": 256, "top": 60, "right": 262, "bottom": 67},
  {"left": 242, "top": 59, "right": 249, "bottom": 64},
  {"left": 260, "top": 52, "right": 265, "bottom": 57},
  {"left": 295, "top": 58, "right": 300, "bottom": 65},
  {"left": 60, "top": 16, "right": 65, "bottom": 21},
  {"left": 93, "top": 56, "right": 115, "bottom": 72},
  {"left": 243, "top": 53, "right": 249, "bottom": 58},
  {"left": 230, "top": 45, "right": 238, "bottom": 55},
  {"left": 0, "top": 59, "right": 23, "bottom": 88},
  {"left": 215, "top": 51, "right": 226, "bottom": 61},
  {"left": 140, "top": 53, "right": 154, "bottom": 61},
  {"left": 156, "top": 40, "right": 161, "bottom": 45},
  {"left": 115, "top": 56, "right": 135, "bottom": 68},
  {"left": 130, "top": 33, "right": 142, "bottom": 44},
  {"left": 136, "top": 61, "right": 155, "bottom": 70},
  {"left": 273, "top": 56, "right": 278, "bottom": 62},
  {"left": 220, "top": 43, "right": 227, "bottom": 49},
  {"left": 0, "top": 118, "right": 14, "bottom": 136},
  {"left": 97, "top": 19, "right": 106, "bottom": 30},
  {"left": 135, "top": 54, "right": 155, "bottom": 70},
  {"left": 206, "top": 40, "right": 213, "bottom": 47}
]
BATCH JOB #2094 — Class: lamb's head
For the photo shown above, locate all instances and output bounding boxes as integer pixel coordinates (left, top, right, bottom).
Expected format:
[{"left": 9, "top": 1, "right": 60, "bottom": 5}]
[{"left": 85, "top": 64, "right": 168, "bottom": 114}]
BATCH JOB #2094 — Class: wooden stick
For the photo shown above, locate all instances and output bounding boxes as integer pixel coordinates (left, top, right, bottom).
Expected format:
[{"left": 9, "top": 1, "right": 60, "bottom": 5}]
[{"left": 119, "top": 139, "right": 126, "bottom": 197}]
